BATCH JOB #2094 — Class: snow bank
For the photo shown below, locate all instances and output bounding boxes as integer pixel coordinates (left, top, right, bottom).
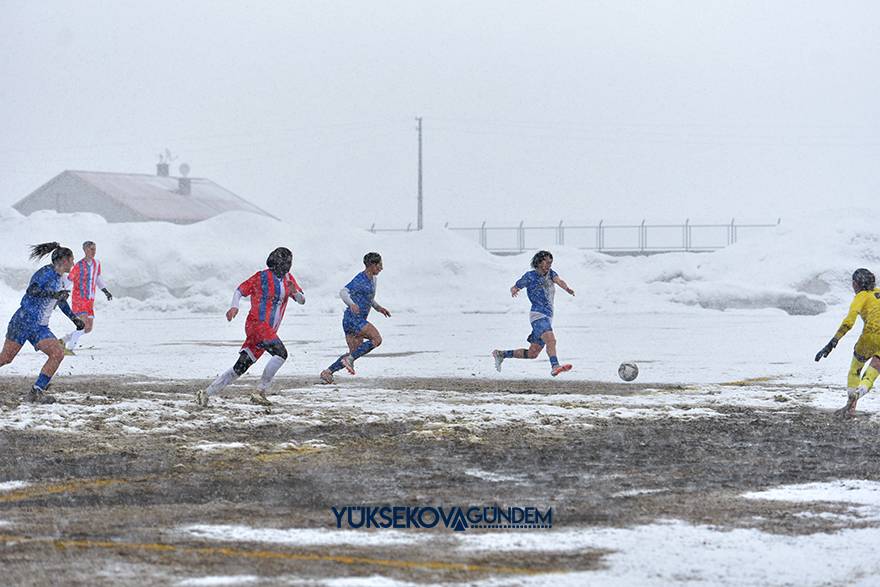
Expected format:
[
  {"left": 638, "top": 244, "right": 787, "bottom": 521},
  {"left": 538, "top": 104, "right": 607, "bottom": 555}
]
[{"left": 0, "top": 206, "right": 876, "bottom": 317}]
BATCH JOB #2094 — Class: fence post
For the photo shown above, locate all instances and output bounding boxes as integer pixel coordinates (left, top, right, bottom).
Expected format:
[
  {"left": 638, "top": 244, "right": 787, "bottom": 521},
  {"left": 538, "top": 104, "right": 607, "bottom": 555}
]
[
  {"left": 480, "top": 221, "right": 487, "bottom": 249},
  {"left": 730, "top": 218, "right": 736, "bottom": 244},
  {"left": 557, "top": 220, "right": 564, "bottom": 246},
  {"left": 640, "top": 219, "right": 646, "bottom": 252},
  {"left": 597, "top": 220, "right": 604, "bottom": 250},
  {"left": 518, "top": 220, "right": 525, "bottom": 252},
  {"left": 684, "top": 218, "right": 690, "bottom": 251},
  {"left": 370, "top": 223, "right": 376, "bottom": 233},
  {"left": 444, "top": 222, "right": 449, "bottom": 229}
]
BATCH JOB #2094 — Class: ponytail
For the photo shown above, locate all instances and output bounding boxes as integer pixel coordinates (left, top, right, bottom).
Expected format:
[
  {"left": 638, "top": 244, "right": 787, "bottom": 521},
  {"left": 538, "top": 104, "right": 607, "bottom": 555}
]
[{"left": 29, "top": 242, "right": 73, "bottom": 264}]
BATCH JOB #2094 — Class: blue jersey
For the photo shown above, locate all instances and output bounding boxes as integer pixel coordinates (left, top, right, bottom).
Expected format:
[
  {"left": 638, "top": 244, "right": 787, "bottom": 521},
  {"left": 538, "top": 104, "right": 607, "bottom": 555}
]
[
  {"left": 343, "top": 271, "right": 377, "bottom": 320},
  {"left": 515, "top": 269, "right": 558, "bottom": 322},
  {"left": 14, "top": 265, "right": 74, "bottom": 326}
]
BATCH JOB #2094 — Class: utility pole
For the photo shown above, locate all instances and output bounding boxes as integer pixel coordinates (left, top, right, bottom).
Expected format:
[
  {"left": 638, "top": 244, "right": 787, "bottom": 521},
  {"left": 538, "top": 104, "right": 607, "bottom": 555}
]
[{"left": 416, "top": 116, "right": 423, "bottom": 230}]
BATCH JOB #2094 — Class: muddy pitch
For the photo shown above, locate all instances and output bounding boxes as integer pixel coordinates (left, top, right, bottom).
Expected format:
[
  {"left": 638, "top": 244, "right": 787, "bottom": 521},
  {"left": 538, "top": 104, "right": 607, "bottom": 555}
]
[{"left": 0, "top": 375, "right": 878, "bottom": 585}]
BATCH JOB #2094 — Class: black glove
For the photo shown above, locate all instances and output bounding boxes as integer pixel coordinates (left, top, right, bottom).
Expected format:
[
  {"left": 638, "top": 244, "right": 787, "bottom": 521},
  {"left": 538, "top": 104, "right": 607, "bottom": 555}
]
[
  {"left": 52, "top": 290, "right": 70, "bottom": 303},
  {"left": 814, "top": 338, "right": 838, "bottom": 362},
  {"left": 102, "top": 288, "right": 113, "bottom": 301},
  {"left": 72, "top": 315, "right": 85, "bottom": 331}
]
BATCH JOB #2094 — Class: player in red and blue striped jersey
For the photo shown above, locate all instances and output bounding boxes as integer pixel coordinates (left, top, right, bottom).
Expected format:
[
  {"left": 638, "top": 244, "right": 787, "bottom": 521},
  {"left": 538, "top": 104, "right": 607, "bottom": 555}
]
[
  {"left": 196, "top": 247, "right": 305, "bottom": 407},
  {"left": 60, "top": 241, "right": 113, "bottom": 354}
]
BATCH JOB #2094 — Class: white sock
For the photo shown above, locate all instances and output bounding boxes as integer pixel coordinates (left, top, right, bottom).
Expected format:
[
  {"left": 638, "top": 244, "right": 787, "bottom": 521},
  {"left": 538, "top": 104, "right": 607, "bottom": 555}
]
[
  {"left": 258, "top": 355, "right": 286, "bottom": 392},
  {"left": 206, "top": 368, "right": 238, "bottom": 396},
  {"left": 66, "top": 329, "right": 85, "bottom": 350}
]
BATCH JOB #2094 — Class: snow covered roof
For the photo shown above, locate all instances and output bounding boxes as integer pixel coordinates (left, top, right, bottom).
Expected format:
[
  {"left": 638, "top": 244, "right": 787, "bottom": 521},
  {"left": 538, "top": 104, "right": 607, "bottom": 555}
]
[{"left": 13, "top": 170, "right": 277, "bottom": 224}]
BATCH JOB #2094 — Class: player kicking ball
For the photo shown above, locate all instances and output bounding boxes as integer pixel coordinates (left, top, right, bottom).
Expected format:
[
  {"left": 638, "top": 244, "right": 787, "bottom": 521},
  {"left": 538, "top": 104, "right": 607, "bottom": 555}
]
[
  {"left": 196, "top": 247, "right": 305, "bottom": 407},
  {"left": 492, "top": 250, "right": 575, "bottom": 377},
  {"left": 815, "top": 268, "right": 880, "bottom": 418}
]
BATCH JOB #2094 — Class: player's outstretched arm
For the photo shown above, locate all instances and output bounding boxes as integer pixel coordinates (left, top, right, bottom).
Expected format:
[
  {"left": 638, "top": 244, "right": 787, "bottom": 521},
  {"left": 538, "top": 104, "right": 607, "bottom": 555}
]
[
  {"left": 553, "top": 275, "right": 575, "bottom": 296},
  {"left": 372, "top": 301, "right": 391, "bottom": 317}
]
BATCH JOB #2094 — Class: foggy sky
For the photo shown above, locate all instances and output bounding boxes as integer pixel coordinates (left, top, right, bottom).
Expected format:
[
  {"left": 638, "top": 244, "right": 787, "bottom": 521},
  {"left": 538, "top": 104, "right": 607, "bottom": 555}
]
[{"left": 1, "top": 1, "right": 878, "bottom": 228}]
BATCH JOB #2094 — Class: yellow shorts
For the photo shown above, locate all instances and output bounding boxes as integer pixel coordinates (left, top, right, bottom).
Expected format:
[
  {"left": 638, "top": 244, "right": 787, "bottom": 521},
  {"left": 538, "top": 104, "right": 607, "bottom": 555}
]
[{"left": 854, "top": 333, "right": 880, "bottom": 361}]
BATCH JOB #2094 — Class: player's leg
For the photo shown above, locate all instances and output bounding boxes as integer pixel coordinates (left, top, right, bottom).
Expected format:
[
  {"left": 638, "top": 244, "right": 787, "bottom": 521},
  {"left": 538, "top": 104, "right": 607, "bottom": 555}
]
[
  {"left": 31, "top": 334, "right": 64, "bottom": 403},
  {"left": 350, "top": 323, "right": 381, "bottom": 360},
  {"left": 0, "top": 338, "right": 24, "bottom": 368},
  {"left": 541, "top": 329, "right": 572, "bottom": 376},
  {"left": 64, "top": 314, "right": 92, "bottom": 352},
  {"left": 838, "top": 336, "right": 880, "bottom": 418},
  {"left": 251, "top": 339, "right": 287, "bottom": 405},
  {"left": 197, "top": 351, "right": 255, "bottom": 407}
]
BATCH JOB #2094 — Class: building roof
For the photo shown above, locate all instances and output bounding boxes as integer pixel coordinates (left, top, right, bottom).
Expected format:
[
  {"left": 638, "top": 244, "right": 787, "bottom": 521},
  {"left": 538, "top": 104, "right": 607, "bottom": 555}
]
[{"left": 13, "top": 169, "right": 277, "bottom": 224}]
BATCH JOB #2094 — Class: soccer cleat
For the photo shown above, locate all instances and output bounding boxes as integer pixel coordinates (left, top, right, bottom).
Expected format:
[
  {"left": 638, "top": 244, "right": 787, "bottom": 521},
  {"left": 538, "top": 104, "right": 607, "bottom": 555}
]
[
  {"left": 341, "top": 355, "right": 356, "bottom": 375},
  {"left": 492, "top": 350, "right": 504, "bottom": 372},
  {"left": 550, "top": 363, "right": 573, "bottom": 377},
  {"left": 195, "top": 389, "right": 209, "bottom": 407},
  {"left": 250, "top": 392, "right": 272, "bottom": 406},
  {"left": 26, "top": 385, "right": 57, "bottom": 404},
  {"left": 319, "top": 369, "right": 334, "bottom": 384},
  {"left": 835, "top": 387, "right": 864, "bottom": 419}
]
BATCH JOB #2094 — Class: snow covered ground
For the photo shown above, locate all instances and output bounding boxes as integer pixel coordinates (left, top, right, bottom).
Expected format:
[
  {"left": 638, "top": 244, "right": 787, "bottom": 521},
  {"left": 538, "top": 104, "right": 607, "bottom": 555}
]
[{"left": 2, "top": 207, "right": 879, "bottom": 585}]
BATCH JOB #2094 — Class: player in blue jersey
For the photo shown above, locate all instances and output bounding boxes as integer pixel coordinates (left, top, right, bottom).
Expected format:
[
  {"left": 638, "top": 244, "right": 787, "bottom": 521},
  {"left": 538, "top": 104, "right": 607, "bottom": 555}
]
[
  {"left": 320, "top": 252, "right": 391, "bottom": 383},
  {"left": 0, "top": 242, "right": 85, "bottom": 403},
  {"left": 492, "top": 250, "right": 575, "bottom": 376}
]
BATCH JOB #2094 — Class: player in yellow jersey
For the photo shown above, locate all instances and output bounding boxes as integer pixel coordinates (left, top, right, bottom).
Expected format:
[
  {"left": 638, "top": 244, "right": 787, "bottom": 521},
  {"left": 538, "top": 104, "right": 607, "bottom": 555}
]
[{"left": 815, "top": 268, "right": 880, "bottom": 418}]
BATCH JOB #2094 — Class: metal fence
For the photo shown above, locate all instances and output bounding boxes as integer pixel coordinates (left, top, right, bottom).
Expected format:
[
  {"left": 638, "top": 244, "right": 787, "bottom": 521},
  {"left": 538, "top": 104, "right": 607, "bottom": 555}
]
[{"left": 368, "top": 219, "right": 781, "bottom": 254}]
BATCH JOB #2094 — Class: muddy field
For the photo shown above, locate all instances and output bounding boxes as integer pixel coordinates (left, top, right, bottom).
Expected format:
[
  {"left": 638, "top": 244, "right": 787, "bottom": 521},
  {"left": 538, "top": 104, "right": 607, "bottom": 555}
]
[{"left": 0, "top": 375, "right": 878, "bottom": 585}]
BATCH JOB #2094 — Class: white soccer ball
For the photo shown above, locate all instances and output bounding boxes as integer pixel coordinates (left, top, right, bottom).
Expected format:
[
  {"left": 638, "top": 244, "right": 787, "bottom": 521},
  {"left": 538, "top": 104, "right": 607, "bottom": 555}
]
[{"left": 618, "top": 361, "right": 639, "bottom": 382}]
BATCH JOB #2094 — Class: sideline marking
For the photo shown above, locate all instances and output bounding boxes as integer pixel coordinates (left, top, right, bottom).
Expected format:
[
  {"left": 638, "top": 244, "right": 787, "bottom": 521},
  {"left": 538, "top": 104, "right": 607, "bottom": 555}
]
[{"left": 0, "top": 533, "right": 552, "bottom": 575}]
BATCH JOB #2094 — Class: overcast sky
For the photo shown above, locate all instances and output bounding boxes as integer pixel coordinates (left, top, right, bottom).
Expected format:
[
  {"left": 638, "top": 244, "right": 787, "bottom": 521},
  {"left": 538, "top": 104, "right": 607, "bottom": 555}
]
[{"left": 1, "top": 1, "right": 878, "bottom": 228}]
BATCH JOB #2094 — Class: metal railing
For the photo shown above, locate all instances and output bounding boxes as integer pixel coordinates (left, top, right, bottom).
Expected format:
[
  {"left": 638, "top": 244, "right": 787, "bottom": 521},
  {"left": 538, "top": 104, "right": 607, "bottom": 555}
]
[{"left": 369, "top": 218, "right": 782, "bottom": 254}]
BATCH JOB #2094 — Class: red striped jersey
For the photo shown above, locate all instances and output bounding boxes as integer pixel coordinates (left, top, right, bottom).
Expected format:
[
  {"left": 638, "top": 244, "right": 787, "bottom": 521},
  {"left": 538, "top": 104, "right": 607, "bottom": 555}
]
[
  {"left": 69, "top": 258, "right": 103, "bottom": 302},
  {"left": 238, "top": 270, "right": 302, "bottom": 330}
]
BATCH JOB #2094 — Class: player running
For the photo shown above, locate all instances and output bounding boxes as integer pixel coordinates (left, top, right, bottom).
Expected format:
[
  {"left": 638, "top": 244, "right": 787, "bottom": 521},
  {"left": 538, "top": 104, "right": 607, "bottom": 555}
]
[
  {"left": 320, "top": 252, "right": 391, "bottom": 384},
  {"left": 196, "top": 247, "right": 305, "bottom": 407},
  {"left": 815, "top": 268, "right": 880, "bottom": 418},
  {"left": 492, "top": 250, "right": 575, "bottom": 377},
  {"left": 0, "top": 242, "right": 85, "bottom": 403},
  {"left": 60, "top": 240, "right": 113, "bottom": 354}
]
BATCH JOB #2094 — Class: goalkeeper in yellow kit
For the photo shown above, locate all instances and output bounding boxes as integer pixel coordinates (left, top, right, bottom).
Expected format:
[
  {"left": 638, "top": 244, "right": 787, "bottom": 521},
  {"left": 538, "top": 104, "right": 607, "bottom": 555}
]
[{"left": 815, "top": 268, "right": 880, "bottom": 418}]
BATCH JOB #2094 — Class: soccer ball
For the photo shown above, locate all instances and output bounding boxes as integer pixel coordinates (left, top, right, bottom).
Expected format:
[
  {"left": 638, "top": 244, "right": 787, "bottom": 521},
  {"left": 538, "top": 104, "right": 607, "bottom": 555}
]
[{"left": 618, "top": 361, "right": 639, "bottom": 382}]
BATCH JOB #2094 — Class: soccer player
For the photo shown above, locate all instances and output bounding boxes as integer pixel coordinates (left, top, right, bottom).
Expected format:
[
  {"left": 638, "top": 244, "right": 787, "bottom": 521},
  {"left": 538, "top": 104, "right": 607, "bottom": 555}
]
[
  {"left": 492, "top": 250, "right": 575, "bottom": 377},
  {"left": 320, "top": 252, "right": 391, "bottom": 384},
  {"left": 0, "top": 242, "right": 85, "bottom": 403},
  {"left": 196, "top": 247, "right": 305, "bottom": 407},
  {"left": 60, "top": 240, "right": 113, "bottom": 354},
  {"left": 815, "top": 268, "right": 880, "bottom": 418}
]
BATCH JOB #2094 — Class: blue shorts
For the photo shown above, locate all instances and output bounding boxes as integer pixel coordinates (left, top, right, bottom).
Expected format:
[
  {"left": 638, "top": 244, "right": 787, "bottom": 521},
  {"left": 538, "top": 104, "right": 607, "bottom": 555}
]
[
  {"left": 343, "top": 311, "right": 369, "bottom": 336},
  {"left": 6, "top": 316, "right": 55, "bottom": 349},
  {"left": 527, "top": 318, "right": 553, "bottom": 347}
]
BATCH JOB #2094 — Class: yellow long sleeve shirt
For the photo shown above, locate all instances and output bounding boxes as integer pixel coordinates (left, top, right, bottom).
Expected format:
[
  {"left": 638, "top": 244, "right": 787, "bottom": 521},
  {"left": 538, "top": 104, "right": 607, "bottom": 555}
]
[{"left": 835, "top": 289, "right": 880, "bottom": 340}]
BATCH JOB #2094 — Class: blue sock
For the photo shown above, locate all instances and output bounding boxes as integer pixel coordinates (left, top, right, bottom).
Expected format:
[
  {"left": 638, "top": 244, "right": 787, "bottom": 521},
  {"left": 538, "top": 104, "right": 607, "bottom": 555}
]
[
  {"left": 328, "top": 357, "right": 345, "bottom": 373},
  {"left": 549, "top": 355, "right": 559, "bottom": 367},
  {"left": 351, "top": 340, "right": 375, "bottom": 360},
  {"left": 503, "top": 350, "right": 515, "bottom": 358},
  {"left": 34, "top": 373, "right": 52, "bottom": 390}
]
